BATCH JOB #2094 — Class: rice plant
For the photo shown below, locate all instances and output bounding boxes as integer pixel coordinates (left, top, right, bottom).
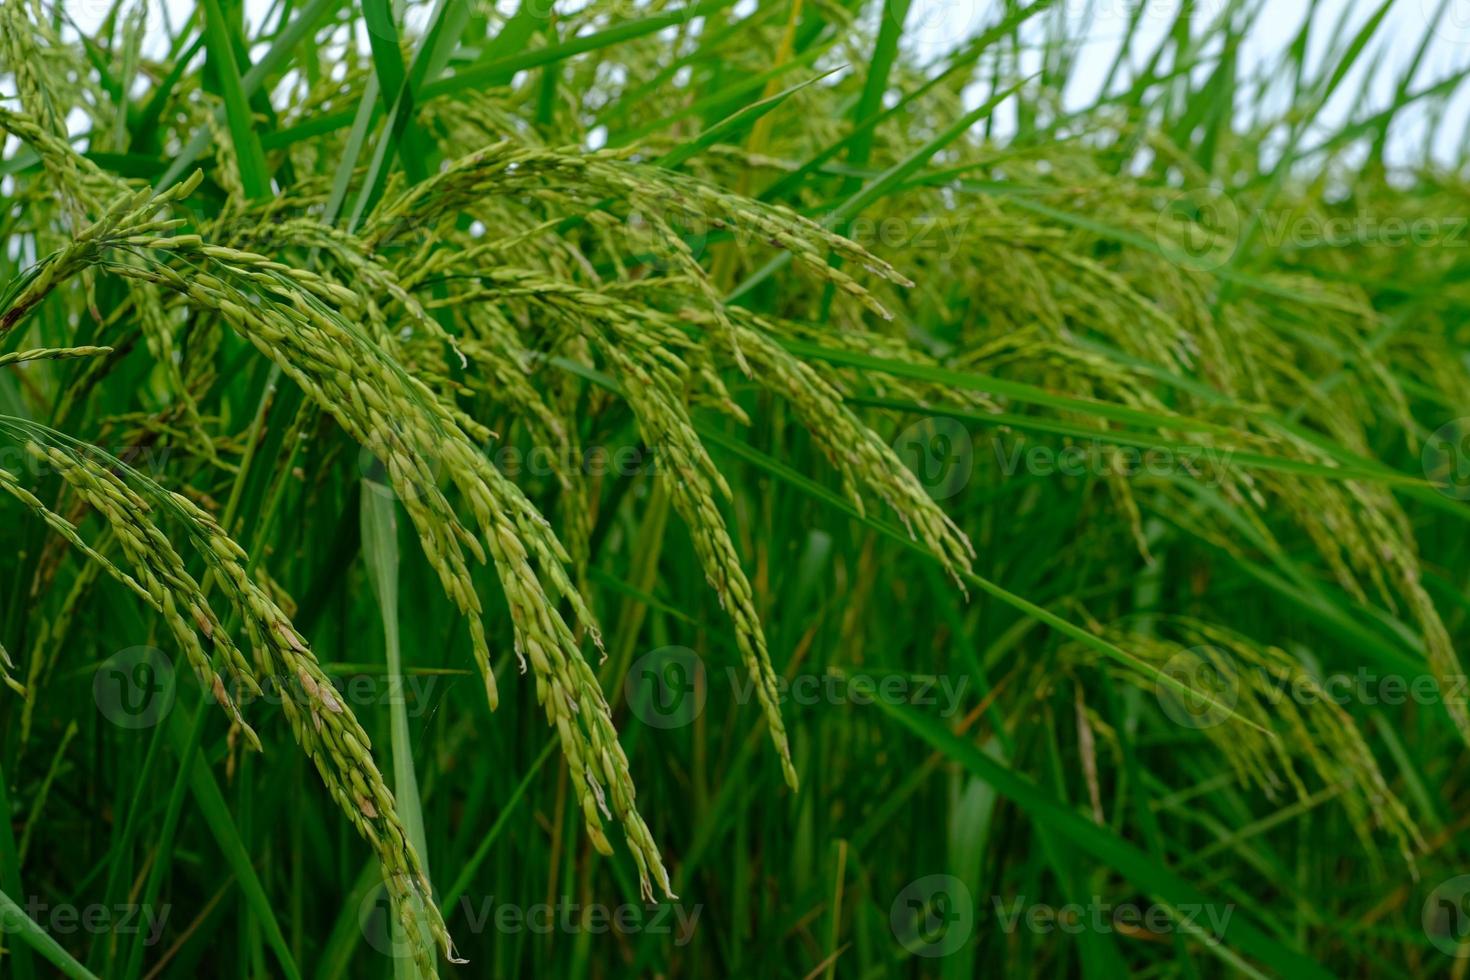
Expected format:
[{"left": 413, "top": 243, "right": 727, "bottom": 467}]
[{"left": 3, "top": 0, "right": 1470, "bottom": 976}]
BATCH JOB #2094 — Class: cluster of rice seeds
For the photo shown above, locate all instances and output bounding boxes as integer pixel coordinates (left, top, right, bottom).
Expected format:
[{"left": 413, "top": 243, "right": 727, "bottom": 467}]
[
  {"left": 0, "top": 3, "right": 63, "bottom": 130},
  {"left": 950, "top": 328, "right": 1403, "bottom": 584},
  {"left": 952, "top": 168, "right": 1458, "bottom": 690},
  {"left": 1182, "top": 303, "right": 1462, "bottom": 725},
  {"left": 431, "top": 304, "right": 595, "bottom": 568},
  {"left": 364, "top": 141, "right": 913, "bottom": 325},
  {"left": 1259, "top": 458, "right": 1470, "bottom": 743},
  {"left": 599, "top": 338, "right": 800, "bottom": 789},
  {"left": 724, "top": 315, "right": 974, "bottom": 576},
  {"left": 0, "top": 155, "right": 197, "bottom": 334},
  {"left": 447, "top": 267, "right": 800, "bottom": 786},
  {"left": 0, "top": 437, "right": 248, "bottom": 714},
  {"left": 102, "top": 223, "right": 674, "bottom": 900},
  {"left": 227, "top": 216, "right": 462, "bottom": 359},
  {"left": 475, "top": 489, "right": 673, "bottom": 897},
  {"left": 0, "top": 9, "right": 93, "bottom": 217},
  {"left": 1071, "top": 623, "right": 1422, "bottom": 868},
  {"left": 103, "top": 238, "right": 499, "bottom": 682},
  {"left": 164, "top": 491, "right": 461, "bottom": 973},
  {"left": 448, "top": 267, "right": 985, "bottom": 785},
  {"left": 128, "top": 267, "right": 214, "bottom": 453},
  {"left": 437, "top": 304, "right": 569, "bottom": 453},
  {"left": 0, "top": 640, "right": 22, "bottom": 697},
  {"left": 27, "top": 443, "right": 263, "bottom": 746},
  {"left": 0, "top": 436, "right": 457, "bottom": 972}
]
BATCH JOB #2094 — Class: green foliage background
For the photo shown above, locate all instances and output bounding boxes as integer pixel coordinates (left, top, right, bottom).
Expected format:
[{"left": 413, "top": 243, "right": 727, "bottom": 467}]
[{"left": 3, "top": 0, "right": 1470, "bottom": 976}]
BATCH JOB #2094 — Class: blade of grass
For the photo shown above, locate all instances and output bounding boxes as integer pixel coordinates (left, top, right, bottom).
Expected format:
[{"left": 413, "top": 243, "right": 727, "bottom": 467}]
[
  {"left": 348, "top": 0, "right": 469, "bottom": 229},
  {"left": 156, "top": 0, "right": 336, "bottom": 188},
  {"left": 729, "top": 75, "right": 1031, "bottom": 301},
  {"left": 361, "top": 483, "right": 432, "bottom": 978},
  {"left": 757, "top": 0, "right": 1057, "bottom": 204},
  {"left": 0, "top": 888, "right": 98, "bottom": 980},
  {"left": 198, "top": 0, "right": 270, "bottom": 200},
  {"left": 851, "top": 394, "right": 1432, "bottom": 487}
]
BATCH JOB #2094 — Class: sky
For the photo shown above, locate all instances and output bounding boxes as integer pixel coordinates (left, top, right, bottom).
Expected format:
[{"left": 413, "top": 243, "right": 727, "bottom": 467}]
[{"left": 57, "top": 0, "right": 1470, "bottom": 170}]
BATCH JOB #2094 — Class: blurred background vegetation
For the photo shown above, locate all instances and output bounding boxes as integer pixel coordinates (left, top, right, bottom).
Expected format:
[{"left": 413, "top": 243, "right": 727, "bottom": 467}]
[{"left": 5, "top": 0, "right": 1470, "bottom": 977}]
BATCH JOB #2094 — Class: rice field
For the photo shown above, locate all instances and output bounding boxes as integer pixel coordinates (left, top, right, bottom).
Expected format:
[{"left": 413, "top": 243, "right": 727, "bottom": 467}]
[{"left": 3, "top": 0, "right": 1470, "bottom": 976}]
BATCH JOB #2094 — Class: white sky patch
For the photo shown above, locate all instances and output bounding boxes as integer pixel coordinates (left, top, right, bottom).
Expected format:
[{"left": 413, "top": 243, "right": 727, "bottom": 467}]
[{"left": 45, "top": 0, "right": 1470, "bottom": 170}]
